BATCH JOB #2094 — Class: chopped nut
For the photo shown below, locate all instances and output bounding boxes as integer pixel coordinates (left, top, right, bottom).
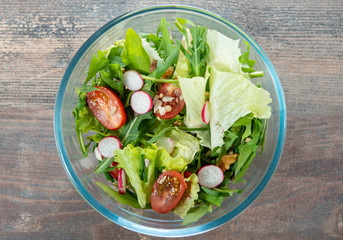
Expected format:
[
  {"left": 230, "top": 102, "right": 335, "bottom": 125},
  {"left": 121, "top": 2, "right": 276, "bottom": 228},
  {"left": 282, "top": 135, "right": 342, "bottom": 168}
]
[
  {"left": 159, "top": 175, "right": 167, "bottom": 184},
  {"left": 217, "top": 153, "right": 238, "bottom": 172},
  {"left": 154, "top": 100, "right": 163, "bottom": 113},
  {"left": 159, "top": 93, "right": 164, "bottom": 98},
  {"left": 164, "top": 105, "right": 172, "bottom": 112},
  {"left": 150, "top": 60, "right": 158, "bottom": 72},
  {"left": 110, "top": 106, "right": 117, "bottom": 116},
  {"left": 153, "top": 95, "right": 159, "bottom": 104},
  {"left": 162, "top": 96, "right": 175, "bottom": 102},
  {"left": 245, "top": 137, "right": 252, "bottom": 142},
  {"left": 158, "top": 106, "right": 166, "bottom": 116},
  {"left": 179, "top": 94, "right": 184, "bottom": 101},
  {"left": 161, "top": 66, "right": 174, "bottom": 79}
]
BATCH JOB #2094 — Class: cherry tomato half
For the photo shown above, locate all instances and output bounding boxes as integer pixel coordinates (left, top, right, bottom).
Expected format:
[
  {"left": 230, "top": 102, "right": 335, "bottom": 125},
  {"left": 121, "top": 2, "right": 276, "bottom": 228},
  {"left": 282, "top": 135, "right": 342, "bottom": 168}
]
[
  {"left": 154, "top": 83, "right": 185, "bottom": 119},
  {"left": 87, "top": 86, "right": 126, "bottom": 130},
  {"left": 150, "top": 171, "right": 187, "bottom": 214},
  {"left": 108, "top": 162, "right": 119, "bottom": 180}
]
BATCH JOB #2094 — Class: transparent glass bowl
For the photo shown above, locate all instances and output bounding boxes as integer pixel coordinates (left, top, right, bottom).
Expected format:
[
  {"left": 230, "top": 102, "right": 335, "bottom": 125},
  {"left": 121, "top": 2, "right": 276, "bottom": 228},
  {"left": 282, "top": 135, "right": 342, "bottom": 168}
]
[{"left": 54, "top": 5, "right": 286, "bottom": 237}]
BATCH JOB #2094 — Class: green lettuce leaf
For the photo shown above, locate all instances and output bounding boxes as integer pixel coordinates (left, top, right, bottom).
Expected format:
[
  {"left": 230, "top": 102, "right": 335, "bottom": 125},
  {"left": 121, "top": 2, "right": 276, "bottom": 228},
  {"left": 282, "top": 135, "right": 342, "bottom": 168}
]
[
  {"left": 209, "top": 66, "right": 271, "bottom": 148},
  {"left": 141, "top": 37, "right": 162, "bottom": 62},
  {"left": 206, "top": 29, "right": 244, "bottom": 75},
  {"left": 114, "top": 144, "right": 188, "bottom": 208},
  {"left": 173, "top": 174, "right": 200, "bottom": 218},
  {"left": 114, "top": 144, "right": 158, "bottom": 208},
  {"left": 182, "top": 202, "right": 212, "bottom": 225},
  {"left": 155, "top": 147, "right": 188, "bottom": 172},
  {"left": 167, "top": 129, "right": 200, "bottom": 164},
  {"left": 121, "top": 28, "right": 151, "bottom": 74},
  {"left": 95, "top": 181, "right": 141, "bottom": 209},
  {"left": 177, "top": 76, "right": 211, "bottom": 148}
]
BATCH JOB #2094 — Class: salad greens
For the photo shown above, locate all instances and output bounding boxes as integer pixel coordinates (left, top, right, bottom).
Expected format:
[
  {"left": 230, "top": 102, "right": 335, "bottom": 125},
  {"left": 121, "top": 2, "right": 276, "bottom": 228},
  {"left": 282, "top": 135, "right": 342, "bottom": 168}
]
[{"left": 73, "top": 17, "right": 272, "bottom": 225}]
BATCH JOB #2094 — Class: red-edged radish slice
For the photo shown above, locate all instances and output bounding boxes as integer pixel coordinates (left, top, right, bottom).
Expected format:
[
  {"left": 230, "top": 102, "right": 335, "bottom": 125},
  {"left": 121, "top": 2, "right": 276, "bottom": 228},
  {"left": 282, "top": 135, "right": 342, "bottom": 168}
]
[
  {"left": 123, "top": 70, "right": 144, "bottom": 91},
  {"left": 197, "top": 165, "right": 224, "bottom": 188},
  {"left": 130, "top": 91, "right": 153, "bottom": 114},
  {"left": 98, "top": 136, "right": 122, "bottom": 158},
  {"left": 94, "top": 147, "right": 103, "bottom": 161},
  {"left": 156, "top": 137, "right": 175, "bottom": 155},
  {"left": 201, "top": 101, "right": 210, "bottom": 124},
  {"left": 118, "top": 168, "right": 126, "bottom": 194}
]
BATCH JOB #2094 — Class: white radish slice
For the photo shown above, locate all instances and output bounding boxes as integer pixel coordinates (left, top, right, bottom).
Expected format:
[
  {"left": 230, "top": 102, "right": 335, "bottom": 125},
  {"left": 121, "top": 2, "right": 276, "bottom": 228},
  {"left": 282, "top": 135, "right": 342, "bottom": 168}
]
[
  {"left": 130, "top": 91, "right": 153, "bottom": 114},
  {"left": 156, "top": 137, "right": 175, "bottom": 155},
  {"left": 201, "top": 101, "right": 211, "bottom": 124},
  {"left": 197, "top": 165, "right": 224, "bottom": 188},
  {"left": 98, "top": 136, "right": 122, "bottom": 158},
  {"left": 118, "top": 168, "right": 126, "bottom": 194},
  {"left": 94, "top": 147, "right": 103, "bottom": 161},
  {"left": 123, "top": 70, "right": 144, "bottom": 91}
]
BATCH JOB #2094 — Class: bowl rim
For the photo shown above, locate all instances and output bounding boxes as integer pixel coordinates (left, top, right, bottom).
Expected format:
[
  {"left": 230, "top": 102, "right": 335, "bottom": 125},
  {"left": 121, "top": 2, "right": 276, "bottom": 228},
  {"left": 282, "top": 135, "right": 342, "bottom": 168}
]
[{"left": 54, "top": 4, "right": 287, "bottom": 237}]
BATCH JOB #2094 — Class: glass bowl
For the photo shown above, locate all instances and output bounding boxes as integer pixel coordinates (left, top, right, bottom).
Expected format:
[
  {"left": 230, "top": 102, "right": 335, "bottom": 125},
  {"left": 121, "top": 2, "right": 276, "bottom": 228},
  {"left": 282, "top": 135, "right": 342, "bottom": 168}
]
[{"left": 54, "top": 5, "right": 286, "bottom": 237}]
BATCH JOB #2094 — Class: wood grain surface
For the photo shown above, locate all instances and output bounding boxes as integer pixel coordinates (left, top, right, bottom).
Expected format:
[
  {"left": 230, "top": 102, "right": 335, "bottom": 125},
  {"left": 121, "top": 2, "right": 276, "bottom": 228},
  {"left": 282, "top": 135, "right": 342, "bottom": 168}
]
[{"left": 0, "top": 0, "right": 342, "bottom": 239}]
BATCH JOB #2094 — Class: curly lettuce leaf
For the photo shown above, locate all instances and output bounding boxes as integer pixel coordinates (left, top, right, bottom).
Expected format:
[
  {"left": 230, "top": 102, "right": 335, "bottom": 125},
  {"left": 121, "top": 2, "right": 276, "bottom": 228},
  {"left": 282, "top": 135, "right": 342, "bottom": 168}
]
[
  {"left": 177, "top": 76, "right": 211, "bottom": 148},
  {"left": 114, "top": 144, "right": 158, "bottom": 208},
  {"left": 114, "top": 144, "right": 188, "bottom": 208},
  {"left": 206, "top": 29, "right": 244, "bottom": 75},
  {"left": 173, "top": 174, "right": 200, "bottom": 218},
  {"left": 155, "top": 147, "right": 188, "bottom": 172},
  {"left": 209, "top": 66, "right": 271, "bottom": 148},
  {"left": 141, "top": 37, "right": 162, "bottom": 62},
  {"left": 167, "top": 129, "right": 200, "bottom": 164}
]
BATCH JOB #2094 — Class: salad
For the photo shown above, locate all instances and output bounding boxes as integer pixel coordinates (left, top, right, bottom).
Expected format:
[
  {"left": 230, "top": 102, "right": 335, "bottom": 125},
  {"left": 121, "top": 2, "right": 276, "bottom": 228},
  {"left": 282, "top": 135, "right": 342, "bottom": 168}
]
[{"left": 73, "top": 18, "right": 271, "bottom": 225}]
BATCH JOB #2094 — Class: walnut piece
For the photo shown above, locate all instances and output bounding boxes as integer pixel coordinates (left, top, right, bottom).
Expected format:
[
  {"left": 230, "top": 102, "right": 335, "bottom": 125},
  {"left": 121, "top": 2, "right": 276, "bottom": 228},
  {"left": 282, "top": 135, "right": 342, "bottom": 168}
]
[{"left": 217, "top": 153, "right": 238, "bottom": 172}]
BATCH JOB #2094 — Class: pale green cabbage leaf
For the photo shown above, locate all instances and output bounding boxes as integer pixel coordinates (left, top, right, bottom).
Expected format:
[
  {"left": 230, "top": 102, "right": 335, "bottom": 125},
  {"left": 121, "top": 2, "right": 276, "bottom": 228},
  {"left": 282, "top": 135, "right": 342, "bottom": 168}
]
[
  {"left": 167, "top": 129, "right": 200, "bottom": 164},
  {"left": 209, "top": 66, "right": 272, "bottom": 148}
]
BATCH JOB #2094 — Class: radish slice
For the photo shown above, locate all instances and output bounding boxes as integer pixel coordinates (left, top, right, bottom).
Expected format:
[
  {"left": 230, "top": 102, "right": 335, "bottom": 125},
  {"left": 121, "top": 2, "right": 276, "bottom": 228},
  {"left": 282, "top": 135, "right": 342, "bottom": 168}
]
[
  {"left": 123, "top": 70, "right": 144, "bottom": 91},
  {"left": 94, "top": 147, "right": 103, "bottom": 161},
  {"left": 197, "top": 165, "right": 224, "bottom": 188},
  {"left": 156, "top": 137, "right": 175, "bottom": 155},
  {"left": 118, "top": 168, "right": 126, "bottom": 194},
  {"left": 98, "top": 136, "right": 122, "bottom": 158},
  {"left": 201, "top": 101, "right": 211, "bottom": 124},
  {"left": 130, "top": 91, "right": 153, "bottom": 114}
]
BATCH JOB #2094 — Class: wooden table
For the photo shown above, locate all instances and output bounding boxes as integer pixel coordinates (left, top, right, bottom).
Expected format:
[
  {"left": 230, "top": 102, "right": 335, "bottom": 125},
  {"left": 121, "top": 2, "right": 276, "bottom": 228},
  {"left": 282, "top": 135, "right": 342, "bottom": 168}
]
[{"left": 1, "top": 0, "right": 342, "bottom": 239}]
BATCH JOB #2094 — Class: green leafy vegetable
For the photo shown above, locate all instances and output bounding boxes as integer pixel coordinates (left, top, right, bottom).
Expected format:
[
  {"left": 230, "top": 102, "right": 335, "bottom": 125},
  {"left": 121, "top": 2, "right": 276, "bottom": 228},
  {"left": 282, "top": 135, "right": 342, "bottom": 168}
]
[
  {"left": 85, "top": 50, "right": 110, "bottom": 84},
  {"left": 175, "top": 18, "right": 209, "bottom": 77},
  {"left": 174, "top": 174, "right": 200, "bottom": 218},
  {"left": 239, "top": 41, "right": 264, "bottom": 78},
  {"left": 94, "top": 157, "right": 114, "bottom": 174},
  {"left": 120, "top": 111, "right": 154, "bottom": 147},
  {"left": 121, "top": 28, "right": 151, "bottom": 74},
  {"left": 182, "top": 202, "right": 212, "bottom": 225},
  {"left": 96, "top": 181, "right": 141, "bottom": 209}
]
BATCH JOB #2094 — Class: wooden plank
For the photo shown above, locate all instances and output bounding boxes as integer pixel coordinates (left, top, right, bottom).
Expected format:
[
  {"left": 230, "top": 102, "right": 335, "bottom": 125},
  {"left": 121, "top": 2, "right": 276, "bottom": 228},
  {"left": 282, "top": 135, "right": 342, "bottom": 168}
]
[{"left": 0, "top": 0, "right": 342, "bottom": 239}]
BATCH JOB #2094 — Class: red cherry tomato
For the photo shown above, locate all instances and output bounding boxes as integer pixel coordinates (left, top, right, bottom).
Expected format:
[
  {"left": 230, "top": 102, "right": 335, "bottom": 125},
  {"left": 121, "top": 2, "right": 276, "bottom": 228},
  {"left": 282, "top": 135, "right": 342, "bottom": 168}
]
[
  {"left": 150, "top": 171, "right": 187, "bottom": 214},
  {"left": 154, "top": 83, "right": 185, "bottom": 119},
  {"left": 108, "top": 162, "right": 119, "bottom": 180},
  {"left": 183, "top": 171, "right": 192, "bottom": 178},
  {"left": 87, "top": 86, "right": 126, "bottom": 130}
]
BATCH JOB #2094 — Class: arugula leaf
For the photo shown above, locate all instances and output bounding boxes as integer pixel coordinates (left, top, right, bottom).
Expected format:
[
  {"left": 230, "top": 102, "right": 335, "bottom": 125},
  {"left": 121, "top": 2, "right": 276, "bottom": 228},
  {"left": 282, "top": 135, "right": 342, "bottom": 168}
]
[
  {"left": 121, "top": 28, "right": 151, "bottom": 74},
  {"left": 175, "top": 18, "right": 209, "bottom": 77},
  {"left": 146, "top": 18, "right": 175, "bottom": 60},
  {"left": 182, "top": 202, "right": 212, "bottom": 225},
  {"left": 239, "top": 41, "right": 264, "bottom": 78},
  {"left": 149, "top": 42, "right": 181, "bottom": 79},
  {"left": 99, "top": 63, "right": 124, "bottom": 97},
  {"left": 120, "top": 111, "right": 154, "bottom": 146},
  {"left": 95, "top": 181, "right": 141, "bottom": 209},
  {"left": 199, "top": 187, "right": 229, "bottom": 207},
  {"left": 79, "top": 85, "right": 98, "bottom": 93},
  {"left": 85, "top": 50, "right": 110, "bottom": 84},
  {"left": 94, "top": 157, "right": 114, "bottom": 174}
]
